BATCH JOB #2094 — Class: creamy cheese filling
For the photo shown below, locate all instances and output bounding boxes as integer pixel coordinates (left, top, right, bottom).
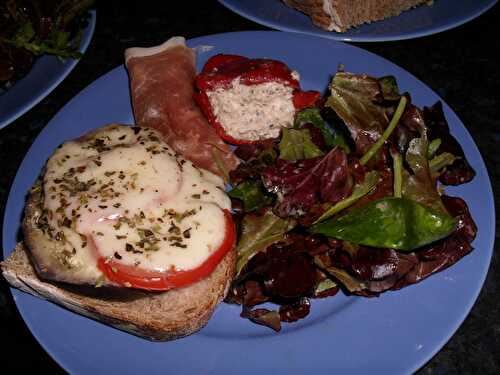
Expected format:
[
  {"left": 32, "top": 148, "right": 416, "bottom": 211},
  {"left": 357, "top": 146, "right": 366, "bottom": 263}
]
[
  {"left": 41, "top": 125, "right": 230, "bottom": 275},
  {"left": 206, "top": 78, "right": 295, "bottom": 141}
]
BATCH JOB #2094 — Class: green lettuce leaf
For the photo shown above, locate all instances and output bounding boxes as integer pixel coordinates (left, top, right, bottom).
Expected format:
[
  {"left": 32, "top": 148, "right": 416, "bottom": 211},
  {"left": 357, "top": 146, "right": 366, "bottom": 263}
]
[
  {"left": 294, "top": 108, "right": 349, "bottom": 151},
  {"left": 402, "top": 135, "right": 446, "bottom": 212},
  {"left": 314, "top": 255, "right": 366, "bottom": 293},
  {"left": 429, "top": 152, "right": 457, "bottom": 174},
  {"left": 279, "top": 128, "right": 324, "bottom": 161},
  {"left": 378, "top": 75, "right": 400, "bottom": 101},
  {"left": 427, "top": 138, "right": 442, "bottom": 159},
  {"left": 235, "top": 209, "right": 296, "bottom": 277},
  {"left": 228, "top": 180, "right": 274, "bottom": 212},
  {"left": 313, "top": 277, "right": 338, "bottom": 297},
  {"left": 309, "top": 197, "right": 457, "bottom": 251}
]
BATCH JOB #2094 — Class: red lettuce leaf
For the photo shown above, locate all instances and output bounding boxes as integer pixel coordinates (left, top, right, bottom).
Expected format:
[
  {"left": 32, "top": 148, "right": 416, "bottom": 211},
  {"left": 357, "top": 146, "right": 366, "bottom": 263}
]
[
  {"left": 242, "top": 280, "right": 269, "bottom": 307},
  {"left": 262, "top": 252, "right": 317, "bottom": 299},
  {"left": 350, "top": 167, "right": 393, "bottom": 209},
  {"left": 233, "top": 139, "right": 277, "bottom": 161},
  {"left": 229, "top": 234, "right": 337, "bottom": 330},
  {"left": 393, "top": 102, "right": 425, "bottom": 155},
  {"left": 317, "top": 245, "right": 418, "bottom": 295},
  {"left": 326, "top": 72, "right": 394, "bottom": 157},
  {"left": 241, "top": 307, "right": 281, "bottom": 332},
  {"left": 392, "top": 195, "right": 477, "bottom": 289},
  {"left": 262, "top": 148, "right": 354, "bottom": 217},
  {"left": 279, "top": 298, "right": 311, "bottom": 323},
  {"left": 423, "top": 102, "right": 476, "bottom": 185},
  {"left": 301, "top": 123, "right": 329, "bottom": 151}
]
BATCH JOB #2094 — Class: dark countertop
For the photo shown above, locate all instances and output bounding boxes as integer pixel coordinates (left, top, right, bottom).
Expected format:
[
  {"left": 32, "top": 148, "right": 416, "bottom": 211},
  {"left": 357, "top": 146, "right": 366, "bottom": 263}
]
[{"left": 1, "top": 1, "right": 498, "bottom": 373}]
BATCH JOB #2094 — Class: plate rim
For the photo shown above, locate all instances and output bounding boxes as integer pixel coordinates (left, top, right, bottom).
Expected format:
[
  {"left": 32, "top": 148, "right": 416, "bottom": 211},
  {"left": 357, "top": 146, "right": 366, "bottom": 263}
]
[
  {"left": 0, "top": 9, "right": 97, "bottom": 130},
  {"left": 218, "top": 0, "right": 498, "bottom": 42},
  {"left": 2, "top": 30, "right": 496, "bottom": 374}
]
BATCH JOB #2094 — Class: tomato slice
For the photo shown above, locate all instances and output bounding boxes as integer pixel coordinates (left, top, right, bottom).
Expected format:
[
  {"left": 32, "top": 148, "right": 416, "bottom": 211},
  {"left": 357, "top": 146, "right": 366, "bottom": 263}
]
[{"left": 97, "top": 209, "right": 236, "bottom": 291}]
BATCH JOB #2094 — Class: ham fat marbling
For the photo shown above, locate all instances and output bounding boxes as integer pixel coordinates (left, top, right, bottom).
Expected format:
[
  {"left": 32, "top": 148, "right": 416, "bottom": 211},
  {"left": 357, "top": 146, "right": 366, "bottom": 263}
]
[{"left": 125, "top": 37, "right": 239, "bottom": 177}]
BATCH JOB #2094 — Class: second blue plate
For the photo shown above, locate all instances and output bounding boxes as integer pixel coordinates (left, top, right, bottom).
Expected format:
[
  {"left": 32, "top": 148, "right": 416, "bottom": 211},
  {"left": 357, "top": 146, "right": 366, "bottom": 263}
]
[
  {"left": 0, "top": 10, "right": 96, "bottom": 130},
  {"left": 219, "top": 0, "right": 497, "bottom": 42}
]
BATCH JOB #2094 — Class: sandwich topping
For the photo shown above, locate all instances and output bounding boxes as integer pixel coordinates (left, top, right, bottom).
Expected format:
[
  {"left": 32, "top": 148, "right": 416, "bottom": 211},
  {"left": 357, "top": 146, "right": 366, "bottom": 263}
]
[{"left": 38, "top": 124, "right": 233, "bottom": 290}]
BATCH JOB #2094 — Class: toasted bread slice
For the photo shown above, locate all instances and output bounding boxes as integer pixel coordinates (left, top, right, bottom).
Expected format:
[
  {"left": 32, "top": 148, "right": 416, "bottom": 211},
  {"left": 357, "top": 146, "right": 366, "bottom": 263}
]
[
  {"left": 282, "top": 0, "right": 432, "bottom": 32},
  {"left": 1, "top": 242, "right": 235, "bottom": 341}
]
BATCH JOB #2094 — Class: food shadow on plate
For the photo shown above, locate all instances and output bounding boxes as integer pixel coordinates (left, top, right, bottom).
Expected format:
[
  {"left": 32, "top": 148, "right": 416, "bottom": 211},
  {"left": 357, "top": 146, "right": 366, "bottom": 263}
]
[{"left": 200, "top": 293, "right": 360, "bottom": 339}]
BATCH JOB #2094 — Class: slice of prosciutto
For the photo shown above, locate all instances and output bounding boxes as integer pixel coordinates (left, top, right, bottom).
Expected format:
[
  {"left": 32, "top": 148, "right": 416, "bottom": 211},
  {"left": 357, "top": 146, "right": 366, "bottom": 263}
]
[{"left": 125, "top": 37, "right": 239, "bottom": 178}]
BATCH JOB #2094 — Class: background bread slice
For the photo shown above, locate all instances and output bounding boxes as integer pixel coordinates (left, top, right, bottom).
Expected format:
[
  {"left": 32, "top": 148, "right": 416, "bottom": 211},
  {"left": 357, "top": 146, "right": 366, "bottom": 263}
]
[
  {"left": 1, "top": 242, "right": 235, "bottom": 341},
  {"left": 282, "top": 0, "right": 432, "bottom": 32}
]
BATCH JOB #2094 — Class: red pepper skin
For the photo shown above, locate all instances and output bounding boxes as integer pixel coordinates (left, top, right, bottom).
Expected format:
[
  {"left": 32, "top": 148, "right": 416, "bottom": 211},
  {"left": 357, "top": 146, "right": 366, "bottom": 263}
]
[
  {"left": 293, "top": 90, "right": 321, "bottom": 111},
  {"left": 201, "top": 54, "right": 247, "bottom": 74},
  {"left": 195, "top": 54, "right": 321, "bottom": 145},
  {"left": 196, "top": 54, "right": 300, "bottom": 91}
]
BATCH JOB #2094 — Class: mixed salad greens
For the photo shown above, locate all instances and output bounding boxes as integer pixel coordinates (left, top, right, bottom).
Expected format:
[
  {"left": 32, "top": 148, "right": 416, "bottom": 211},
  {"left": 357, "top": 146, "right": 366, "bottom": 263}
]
[
  {"left": 225, "top": 69, "right": 477, "bottom": 331},
  {"left": 0, "top": 0, "right": 94, "bottom": 90}
]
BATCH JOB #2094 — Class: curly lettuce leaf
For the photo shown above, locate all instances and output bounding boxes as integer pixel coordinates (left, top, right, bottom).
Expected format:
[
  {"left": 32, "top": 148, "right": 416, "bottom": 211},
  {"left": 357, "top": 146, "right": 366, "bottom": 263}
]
[
  {"left": 315, "top": 246, "right": 418, "bottom": 294},
  {"left": 235, "top": 209, "right": 296, "bottom": 277},
  {"left": 314, "top": 255, "right": 367, "bottom": 293},
  {"left": 326, "top": 72, "right": 391, "bottom": 154}
]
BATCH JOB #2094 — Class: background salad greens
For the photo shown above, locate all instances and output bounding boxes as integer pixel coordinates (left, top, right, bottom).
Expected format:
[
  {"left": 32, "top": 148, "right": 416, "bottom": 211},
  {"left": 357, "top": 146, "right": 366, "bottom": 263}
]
[{"left": 0, "top": 0, "right": 95, "bottom": 90}]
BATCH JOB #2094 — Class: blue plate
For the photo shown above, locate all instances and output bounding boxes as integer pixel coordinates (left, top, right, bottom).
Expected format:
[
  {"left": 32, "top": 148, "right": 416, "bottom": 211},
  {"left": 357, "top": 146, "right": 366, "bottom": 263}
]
[
  {"left": 0, "top": 10, "right": 96, "bottom": 130},
  {"left": 2, "top": 31, "right": 495, "bottom": 374},
  {"left": 219, "top": 0, "right": 497, "bottom": 42}
]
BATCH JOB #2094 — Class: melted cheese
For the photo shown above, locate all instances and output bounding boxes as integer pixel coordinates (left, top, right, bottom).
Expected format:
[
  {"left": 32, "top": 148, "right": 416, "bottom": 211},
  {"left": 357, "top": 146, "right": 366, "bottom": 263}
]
[
  {"left": 42, "top": 125, "right": 230, "bottom": 280},
  {"left": 206, "top": 78, "right": 295, "bottom": 141}
]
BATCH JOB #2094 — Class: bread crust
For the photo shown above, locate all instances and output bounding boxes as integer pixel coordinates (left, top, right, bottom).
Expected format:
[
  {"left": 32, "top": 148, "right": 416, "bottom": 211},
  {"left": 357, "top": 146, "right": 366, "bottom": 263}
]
[
  {"left": 282, "top": 0, "right": 432, "bottom": 32},
  {"left": 1, "top": 242, "right": 235, "bottom": 341}
]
